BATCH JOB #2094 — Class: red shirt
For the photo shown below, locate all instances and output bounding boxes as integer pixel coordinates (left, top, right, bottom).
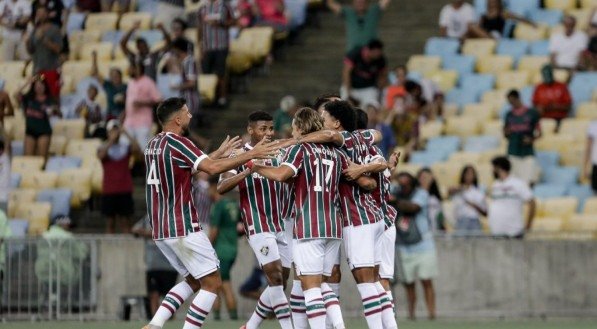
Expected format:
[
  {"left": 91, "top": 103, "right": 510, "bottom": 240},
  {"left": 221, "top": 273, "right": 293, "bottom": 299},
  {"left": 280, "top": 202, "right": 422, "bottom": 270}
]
[
  {"left": 532, "top": 82, "right": 572, "bottom": 120},
  {"left": 101, "top": 147, "right": 133, "bottom": 195}
]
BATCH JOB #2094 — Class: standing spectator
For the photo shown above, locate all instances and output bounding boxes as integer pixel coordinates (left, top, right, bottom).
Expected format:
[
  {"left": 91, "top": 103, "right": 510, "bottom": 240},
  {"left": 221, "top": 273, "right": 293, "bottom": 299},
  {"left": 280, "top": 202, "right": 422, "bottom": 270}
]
[
  {"left": 472, "top": 0, "right": 534, "bottom": 39},
  {"left": 417, "top": 168, "right": 445, "bottom": 232},
  {"left": 32, "top": 0, "right": 64, "bottom": 27},
  {"left": 193, "top": 171, "right": 212, "bottom": 232},
  {"left": 253, "top": 0, "right": 288, "bottom": 32},
  {"left": 273, "top": 95, "right": 298, "bottom": 138},
  {"left": 504, "top": 89, "right": 541, "bottom": 185},
  {"left": 0, "top": 0, "right": 31, "bottom": 61},
  {"left": 74, "top": 85, "right": 105, "bottom": 137},
  {"left": 448, "top": 165, "right": 487, "bottom": 234},
  {"left": 171, "top": 18, "right": 193, "bottom": 51},
  {"left": 341, "top": 39, "right": 387, "bottom": 107},
  {"left": 365, "top": 102, "right": 395, "bottom": 157},
  {"left": 26, "top": 6, "right": 63, "bottom": 100},
  {"left": 120, "top": 21, "right": 171, "bottom": 82},
  {"left": 16, "top": 75, "right": 60, "bottom": 159},
  {"left": 394, "top": 172, "right": 437, "bottom": 320},
  {"left": 208, "top": 176, "right": 240, "bottom": 321},
  {"left": 532, "top": 64, "right": 572, "bottom": 130},
  {"left": 584, "top": 119, "right": 597, "bottom": 193},
  {"left": 438, "top": 0, "right": 476, "bottom": 39},
  {"left": 0, "top": 83, "right": 15, "bottom": 127},
  {"left": 170, "top": 38, "right": 201, "bottom": 124},
  {"left": 488, "top": 156, "right": 536, "bottom": 238},
  {"left": 91, "top": 51, "right": 127, "bottom": 121},
  {"left": 131, "top": 215, "right": 179, "bottom": 318},
  {"left": 123, "top": 62, "right": 162, "bottom": 149},
  {"left": 328, "top": 0, "right": 391, "bottom": 53},
  {"left": 0, "top": 137, "right": 9, "bottom": 213},
  {"left": 384, "top": 65, "right": 408, "bottom": 110},
  {"left": 97, "top": 120, "right": 142, "bottom": 233},
  {"left": 549, "top": 15, "right": 588, "bottom": 70},
  {"left": 198, "top": 0, "right": 235, "bottom": 108},
  {"left": 154, "top": 0, "right": 186, "bottom": 31}
]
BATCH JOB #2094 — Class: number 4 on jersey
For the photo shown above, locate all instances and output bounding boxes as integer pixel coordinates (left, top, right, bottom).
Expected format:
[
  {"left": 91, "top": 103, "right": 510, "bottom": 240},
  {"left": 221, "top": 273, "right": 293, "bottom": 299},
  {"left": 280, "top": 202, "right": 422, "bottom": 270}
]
[{"left": 147, "top": 160, "right": 160, "bottom": 189}]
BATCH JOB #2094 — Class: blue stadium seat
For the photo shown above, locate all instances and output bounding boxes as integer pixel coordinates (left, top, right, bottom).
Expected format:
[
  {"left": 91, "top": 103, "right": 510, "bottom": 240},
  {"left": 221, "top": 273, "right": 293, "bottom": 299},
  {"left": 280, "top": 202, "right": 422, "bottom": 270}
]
[
  {"left": 536, "top": 151, "right": 560, "bottom": 170},
  {"left": 137, "top": 30, "right": 164, "bottom": 47},
  {"left": 442, "top": 55, "right": 476, "bottom": 76},
  {"left": 463, "top": 135, "right": 500, "bottom": 152},
  {"left": 460, "top": 74, "right": 496, "bottom": 101},
  {"left": 427, "top": 136, "right": 461, "bottom": 156},
  {"left": 507, "top": 0, "right": 539, "bottom": 17},
  {"left": 569, "top": 73, "right": 597, "bottom": 104},
  {"left": 37, "top": 188, "right": 73, "bottom": 219},
  {"left": 407, "top": 71, "right": 423, "bottom": 82},
  {"left": 534, "top": 183, "right": 568, "bottom": 199},
  {"left": 474, "top": 0, "right": 487, "bottom": 15},
  {"left": 45, "top": 156, "right": 82, "bottom": 173},
  {"left": 137, "top": 0, "right": 160, "bottom": 14},
  {"left": 568, "top": 184, "right": 594, "bottom": 212},
  {"left": 76, "top": 77, "right": 103, "bottom": 98},
  {"left": 66, "top": 12, "right": 86, "bottom": 35},
  {"left": 520, "top": 86, "right": 534, "bottom": 107},
  {"left": 10, "top": 173, "right": 20, "bottom": 188},
  {"left": 446, "top": 88, "right": 479, "bottom": 108},
  {"left": 529, "top": 9, "right": 564, "bottom": 27},
  {"left": 529, "top": 40, "right": 550, "bottom": 56},
  {"left": 424, "top": 37, "right": 461, "bottom": 58},
  {"left": 101, "top": 30, "right": 124, "bottom": 45},
  {"left": 60, "top": 94, "right": 81, "bottom": 119},
  {"left": 497, "top": 39, "right": 529, "bottom": 63},
  {"left": 542, "top": 166, "right": 579, "bottom": 186},
  {"left": 10, "top": 140, "right": 24, "bottom": 157},
  {"left": 409, "top": 151, "right": 447, "bottom": 167}
]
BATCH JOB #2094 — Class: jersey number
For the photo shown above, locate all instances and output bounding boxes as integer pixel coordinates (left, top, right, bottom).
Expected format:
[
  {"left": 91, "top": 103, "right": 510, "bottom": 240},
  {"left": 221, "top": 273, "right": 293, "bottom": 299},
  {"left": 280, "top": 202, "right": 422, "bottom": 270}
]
[
  {"left": 313, "top": 159, "right": 334, "bottom": 192},
  {"left": 147, "top": 160, "right": 160, "bottom": 188}
]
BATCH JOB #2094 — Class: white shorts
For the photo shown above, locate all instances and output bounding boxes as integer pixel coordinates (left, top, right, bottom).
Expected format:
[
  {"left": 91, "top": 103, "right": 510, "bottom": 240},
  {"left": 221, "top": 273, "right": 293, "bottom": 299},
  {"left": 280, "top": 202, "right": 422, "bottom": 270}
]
[
  {"left": 283, "top": 218, "right": 293, "bottom": 259},
  {"left": 248, "top": 231, "right": 292, "bottom": 268},
  {"left": 293, "top": 239, "right": 341, "bottom": 277},
  {"left": 378, "top": 225, "right": 397, "bottom": 279},
  {"left": 155, "top": 231, "right": 220, "bottom": 279},
  {"left": 343, "top": 221, "right": 384, "bottom": 269}
]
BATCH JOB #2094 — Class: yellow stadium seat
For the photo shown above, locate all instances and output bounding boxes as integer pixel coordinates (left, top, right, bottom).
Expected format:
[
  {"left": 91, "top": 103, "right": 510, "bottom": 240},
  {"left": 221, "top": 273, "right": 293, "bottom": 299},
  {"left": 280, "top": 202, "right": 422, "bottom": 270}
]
[
  {"left": 449, "top": 151, "right": 482, "bottom": 165},
  {"left": 15, "top": 202, "right": 52, "bottom": 235},
  {"left": 52, "top": 119, "right": 86, "bottom": 140},
  {"left": 199, "top": 74, "right": 218, "bottom": 104},
  {"left": 11, "top": 156, "right": 45, "bottom": 175},
  {"left": 85, "top": 13, "right": 119, "bottom": 34},
  {"left": 462, "top": 103, "right": 495, "bottom": 120},
  {"left": 20, "top": 171, "right": 58, "bottom": 190},
  {"left": 61, "top": 61, "right": 93, "bottom": 89},
  {"left": 443, "top": 103, "right": 459, "bottom": 118},
  {"left": 7, "top": 189, "right": 37, "bottom": 218},
  {"left": 476, "top": 163, "right": 494, "bottom": 187},
  {"left": 3, "top": 116, "right": 25, "bottom": 141},
  {"left": 431, "top": 162, "right": 461, "bottom": 191},
  {"left": 531, "top": 68, "right": 570, "bottom": 84},
  {"left": 496, "top": 71, "right": 530, "bottom": 90},
  {"left": 49, "top": 135, "right": 68, "bottom": 156},
  {"left": 97, "top": 59, "right": 130, "bottom": 81},
  {"left": 535, "top": 134, "right": 576, "bottom": 153},
  {"left": 580, "top": 0, "right": 597, "bottom": 8},
  {"left": 549, "top": 25, "right": 564, "bottom": 38},
  {"left": 119, "top": 12, "right": 152, "bottom": 30},
  {"left": 184, "top": 0, "right": 202, "bottom": 13},
  {"left": 559, "top": 119, "right": 590, "bottom": 140},
  {"left": 420, "top": 121, "right": 444, "bottom": 141},
  {"left": 81, "top": 155, "right": 104, "bottom": 194},
  {"left": 0, "top": 61, "right": 26, "bottom": 79},
  {"left": 227, "top": 52, "right": 253, "bottom": 75},
  {"left": 545, "top": 0, "right": 576, "bottom": 11},
  {"left": 477, "top": 55, "right": 513, "bottom": 74},
  {"left": 583, "top": 197, "right": 597, "bottom": 214},
  {"left": 462, "top": 38, "right": 496, "bottom": 58},
  {"left": 445, "top": 117, "right": 480, "bottom": 137},
  {"left": 541, "top": 197, "right": 578, "bottom": 220},
  {"left": 79, "top": 42, "right": 114, "bottom": 61},
  {"left": 560, "top": 146, "right": 585, "bottom": 168},
  {"left": 482, "top": 120, "right": 503, "bottom": 137},
  {"left": 65, "top": 138, "right": 102, "bottom": 159},
  {"left": 576, "top": 102, "right": 597, "bottom": 120},
  {"left": 480, "top": 148, "right": 505, "bottom": 162},
  {"left": 540, "top": 118, "right": 558, "bottom": 136},
  {"left": 396, "top": 163, "right": 422, "bottom": 176},
  {"left": 406, "top": 55, "right": 441, "bottom": 76},
  {"left": 532, "top": 218, "right": 564, "bottom": 233},
  {"left": 58, "top": 169, "right": 93, "bottom": 208},
  {"left": 68, "top": 30, "right": 102, "bottom": 60},
  {"left": 482, "top": 89, "right": 508, "bottom": 110},
  {"left": 514, "top": 23, "right": 549, "bottom": 41},
  {"left": 237, "top": 27, "right": 274, "bottom": 64},
  {"left": 565, "top": 214, "right": 597, "bottom": 233},
  {"left": 567, "top": 9, "right": 592, "bottom": 30},
  {"left": 518, "top": 56, "right": 550, "bottom": 73},
  {"left": 425, "top": 70, "right": 458, "bottom": 92}
]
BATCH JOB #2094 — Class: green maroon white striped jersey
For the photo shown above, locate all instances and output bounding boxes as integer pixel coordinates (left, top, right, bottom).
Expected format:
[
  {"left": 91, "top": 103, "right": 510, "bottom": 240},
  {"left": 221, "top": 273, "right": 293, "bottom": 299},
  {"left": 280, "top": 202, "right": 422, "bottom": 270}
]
[{"left": 368, "top": 146, "right": 398, "bottom": 229}]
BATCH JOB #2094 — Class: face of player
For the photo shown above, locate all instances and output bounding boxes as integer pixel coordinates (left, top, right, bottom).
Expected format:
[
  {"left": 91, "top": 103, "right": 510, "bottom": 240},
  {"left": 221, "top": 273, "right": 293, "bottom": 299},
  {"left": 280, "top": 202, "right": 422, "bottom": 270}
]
[
  {"left": 248, "top": 120, "right": 274, "bottom": 144},
  {"left": 321, "top": 110, "right": 341, "bottom": 131},
  {"left": 177, "top": 105, "right": 193, "bottom": 133}
]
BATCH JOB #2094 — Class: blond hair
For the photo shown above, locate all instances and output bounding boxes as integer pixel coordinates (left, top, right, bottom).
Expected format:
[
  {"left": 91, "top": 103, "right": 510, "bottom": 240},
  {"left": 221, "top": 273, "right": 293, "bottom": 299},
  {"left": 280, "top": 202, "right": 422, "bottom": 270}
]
[{"left": 293, "top": 107, "right": 324, "bottom": 135}]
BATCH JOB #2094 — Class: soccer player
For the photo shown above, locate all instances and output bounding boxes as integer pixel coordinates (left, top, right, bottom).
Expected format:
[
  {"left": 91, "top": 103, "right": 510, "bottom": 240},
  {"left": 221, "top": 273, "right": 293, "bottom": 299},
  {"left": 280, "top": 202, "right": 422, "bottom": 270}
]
[
  {"left": 252, "top": 108, "right": 377, "bottom": 329},
  {"left": 217, "top": 111, "right": 293, "bottom": 329},
  {"left": 142, "top": 97, "right": 280, "bottom": 329}
]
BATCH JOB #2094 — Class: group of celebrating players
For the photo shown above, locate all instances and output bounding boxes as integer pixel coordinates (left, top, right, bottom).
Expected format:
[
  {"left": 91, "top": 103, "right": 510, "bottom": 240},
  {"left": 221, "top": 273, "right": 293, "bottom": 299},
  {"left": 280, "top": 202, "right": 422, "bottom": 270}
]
[{"left": 142, "top": 95, "right": 400, "bottom": 329}]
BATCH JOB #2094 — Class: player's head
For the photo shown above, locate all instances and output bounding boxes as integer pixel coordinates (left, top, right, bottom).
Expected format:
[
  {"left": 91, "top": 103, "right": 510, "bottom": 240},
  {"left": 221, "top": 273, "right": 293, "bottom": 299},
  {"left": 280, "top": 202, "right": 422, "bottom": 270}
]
[
  {"left": 354, "top": 108, "right": 368, "bottom": 130},
  {"left": 396, "top": 172, "right": 418, "bottom": 198},
  {"left": 156, "top": 97, "right": 192, "bottom": 133},
  {"left": 313, "top": 93, "right": 341, "bottom": 115},
  {"left": 247, "top": 111, "right": 274, "bottom": 143},
  {"left": 292, "top": 107, "right": 324, "bottom": 137},
  {"left": 460, "top": 165, "right": 478, "bottom": 187},
  {"left": 491, "top": 156, "right": 511, "bottom": 179},
  {"left": 321, "top": 100, "right": 356, "bottom": 132}
]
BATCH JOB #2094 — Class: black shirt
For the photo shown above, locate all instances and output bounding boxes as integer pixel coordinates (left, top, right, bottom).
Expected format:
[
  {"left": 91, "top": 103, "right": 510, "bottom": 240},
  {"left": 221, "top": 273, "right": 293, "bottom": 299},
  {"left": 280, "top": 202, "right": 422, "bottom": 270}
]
[
  {"left": 345, "top": 47, "right": 386, "bottom": 89},
  {"left": 481, "top": 14, "right": 506, "bottom": 36}
]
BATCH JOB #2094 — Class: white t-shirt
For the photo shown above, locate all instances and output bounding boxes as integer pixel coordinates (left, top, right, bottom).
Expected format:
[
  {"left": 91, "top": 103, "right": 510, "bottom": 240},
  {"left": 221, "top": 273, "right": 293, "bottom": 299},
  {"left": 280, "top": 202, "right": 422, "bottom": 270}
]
[
  {"left": 439, "top": 3, "right": 476, "bottom": 38},
  {"left": 0, "top": 152, "right": 10, "bottom": 203},
  {"left": 488, "top": 176, "right": 533, "bottom": 237},
  {"left": 549, "top": 31, "right": 588, "bottom": 69},
  {"left": 453, "top": 186, "right": 487, "bottom": 221},
  {"left": 587, "top": 121, "right": 597, "bottom": 165},
  {"left": 0, "top": 0, "right": 31, "bottom": 36}
]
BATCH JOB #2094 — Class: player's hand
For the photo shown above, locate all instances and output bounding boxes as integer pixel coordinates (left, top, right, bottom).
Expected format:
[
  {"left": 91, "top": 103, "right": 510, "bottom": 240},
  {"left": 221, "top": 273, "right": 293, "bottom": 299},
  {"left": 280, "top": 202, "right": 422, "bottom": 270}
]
[
  {"left": 216, "top": 135, "right": 242, "bottom": 158},
  {"left": 250, "top": 138, "right": 281, "bottom": 159},
  {"left": 388, "top": 151, "right": 401, "bottom": 171},
  {"left": 343, "top": 161, "right": 364, "bottom": 181}
]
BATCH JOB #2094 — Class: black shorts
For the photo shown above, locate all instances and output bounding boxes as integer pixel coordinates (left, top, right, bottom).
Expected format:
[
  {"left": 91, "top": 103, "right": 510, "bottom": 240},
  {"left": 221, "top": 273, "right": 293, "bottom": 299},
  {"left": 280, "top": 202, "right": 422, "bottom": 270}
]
[
  {"left": 26, "top": 127, "right": 52, "bottom": 139},
  {"left": 101, "top": 193, "right": 134, "bottom": 217},
  {"left": 201, "top": 49, "right": 229, "bottom": 77},
  {"left": 147, "top": 270, "right": 178, "bottom": 295},
  {"left": 592, "top": 165, "right": 597, "bottom": 192}
]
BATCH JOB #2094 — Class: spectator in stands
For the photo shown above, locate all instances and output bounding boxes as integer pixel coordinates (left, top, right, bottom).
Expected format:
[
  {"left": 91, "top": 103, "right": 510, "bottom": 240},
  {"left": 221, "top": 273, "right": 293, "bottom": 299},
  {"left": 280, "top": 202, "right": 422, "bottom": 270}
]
[
  {"left": 154, "top": 0, "right": 187, "bottom": 31},
  {"left": 198, "top": 0, "right": 236, "bottom": 108},
  {"left": 584, "top": 119, "right": 597, "bottom": 193},
  {"left": 75, "top": 85, "right": 105, "bottom": 138},
  {"left": 120, "top": 21, "right": 171, "bottom": 82},
  {"left": 0, "top": 137, "right": 9, "bottom": 213},
  {"left": 472, "top": 0, "right": 534, "bottom": 39},
  {"left": 32, "top": 0, "right": 64, "bottom": 27},
  {"left": 532, "top": 64, "right": 571, "bottom": 131},
  {"left": 131, "top": 215, "right": 179, "bottom": 318},
  {"left": 123, "top": 62, "right": 162, "bottom": 149},
  {"left": 488, "top": 156, "right": 536, "bottom": 238},
  {"left": 25, "top": 6, "right": 63, "bottom": 100},
  {"left": 171, "top": 18, "right": 193, "bottom": 50},
  {"left": 75, "top": 0, "right": 101, "bottom": 12},
  {"left": 394, "top": 171, "right": 437, "bottom": 320},
  {"left": 97, "top": 120, "right": 142, "bottom": 233},
  {"left": 0, "top": 0, "right": 31, "bottom": 61},
  {"left": 549, "top": 15, "right": 588, "bottom": 70},
  {"left": 341, "top": 39, "right": 387, "bottom": 107},
  {"left": 504, "top": 89, "right": 541, "bottom": 185},
  {"left": 273, "top": 95, "right": 298, "bottom": 138},
  {"left": 365, "top": 101, "right": 395, "bottom": 157},
  {"left": 328, "top": 0, "right": 391, "bottom": 53},
  {"left": 170, "top": 39, "right": 201, "bottom": 124},
  {"left": 404, "top": 80, "right": 439, "bottom": 122},
  {"left": 208, "top": 176, "right": 240, "bottom": 321},
  {"left": 386, "top": 94, "right": 419, "bottom": 153},
  {"left": 0, "top": 82, "right": 14, "bottom": 127},
  {"left": 449, "top": 165, "right": 487, "bottom": 234},
  {"left": 384, "top": 65, "right": 408, "bottom": 110},
  {"left": 439, "top": 0, "right": 476, "bottom": 39},
  {"left": 417, "top": 168, "right": 445, "bottom": 232},
  {"left": 91, "top": 51, "right": 127, "bottom": 121},
  {"left": 252, "top": 0, "right": 289, "bottom": 32},
  {"left": 16, "top": 75, "right": 60, "bottom": 160}
]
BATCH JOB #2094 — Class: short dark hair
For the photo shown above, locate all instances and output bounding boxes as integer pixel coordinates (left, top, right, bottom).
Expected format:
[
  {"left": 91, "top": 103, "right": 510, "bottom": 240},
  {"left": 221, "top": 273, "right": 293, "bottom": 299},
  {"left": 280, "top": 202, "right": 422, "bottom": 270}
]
[
  {"left": 157, "top": 97, "right": 187, "bottom": 124},
  {"left": 368, "top": 39, "right": 384, "bottom": 50},
  {"left": 397, "top": 172, "right": 418, "bottom": 189},
  {"left": 171, "top": 38, "right": 191, "bottom": 53},
  {"left": 248, "top": 111, "right": 273, "bottom": 124},
  {"left": 135, "top": 37, "right": 148, "bottom": 46},
  {"left": 491, "top": 156, "right": 511, "bottom": 173},
  {"left": 0, "top": 137, "right": 4, "bottom": 151},
  {"left": 507, "top": 89, "right": 520, "bottom": 99},
  {"left": 404, "top": 80, "right": 421, "bottom": 93},
  {"left": 172, "top": 18, "right": 188, "bottom": 30},
  {"left": 354, "top": 108, "right": 368, "bottom": 130},
  {"left": 323, "top": 100, "right": 356, "bottom": 132},
  {"left": 313, "top": 93, "right": 340, "bottom": 111}
]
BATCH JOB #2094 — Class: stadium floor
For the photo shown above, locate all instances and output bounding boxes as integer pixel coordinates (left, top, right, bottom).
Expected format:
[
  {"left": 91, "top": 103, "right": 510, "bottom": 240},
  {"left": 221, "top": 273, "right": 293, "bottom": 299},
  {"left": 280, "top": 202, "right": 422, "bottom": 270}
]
[{"left": 3, "top": 319, "right": 597, "bottom": 329}]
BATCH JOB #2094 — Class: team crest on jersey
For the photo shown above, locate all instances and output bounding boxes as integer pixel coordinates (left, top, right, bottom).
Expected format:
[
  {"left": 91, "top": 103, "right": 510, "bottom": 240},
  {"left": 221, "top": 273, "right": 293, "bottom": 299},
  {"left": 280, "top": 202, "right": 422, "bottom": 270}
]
[{"left": 260, "top": 246, "right": 269, "bottom": 256}]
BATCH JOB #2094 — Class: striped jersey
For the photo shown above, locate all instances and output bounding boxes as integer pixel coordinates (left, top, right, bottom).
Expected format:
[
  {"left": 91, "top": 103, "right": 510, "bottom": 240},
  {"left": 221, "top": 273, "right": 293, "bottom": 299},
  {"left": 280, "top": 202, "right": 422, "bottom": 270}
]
[
  {"left": 279, "top": 148, "right": 296, "bottom": 220},
  {"left": 338, "top": 129, "right": 383, "bottom": 226},
  {"left": 145, "top": 132, "right": 208, "bottom": 240},
  {"left": 281, "top": 142, "right": 349, "bottom": 240},
  {"left": 198, "top": 0, "right": 233, "bottom": 51},
  {"left": 369, "top": 146, "right": 398, "bottom": 230},
  {"left": 228, "top": 143, "right": 285, "bottom": 236}
]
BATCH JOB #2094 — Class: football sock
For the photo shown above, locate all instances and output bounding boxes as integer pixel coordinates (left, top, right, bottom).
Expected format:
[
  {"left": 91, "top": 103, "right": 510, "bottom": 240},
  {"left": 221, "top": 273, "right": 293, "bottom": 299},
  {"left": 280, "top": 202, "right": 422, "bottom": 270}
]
[
  {"left": 290, "top": 280, "right": 308, "bottom": 329},
  {"left": 322, "top": 282, "right": 345, "bottom": 329},
  {"left": 268, "top": 285, "right": 293, "bottom": 329},
  {"left": 246, "top": 287, "right": 273, "bottom": 329},
  {"left": 183, "top": 290, "right": 217, "bottom": 329},
  {"left": 375, "top": 281, "right": 398, "bottom": 329},
  {"left": 149, "top": 281, "right": 194, "bottom": 327},
  {"left": 304, "top": 287, "right": 327, "bottom": 329},
  {"left": 357, "top": 283, "right": 383, "bottom": 329}
]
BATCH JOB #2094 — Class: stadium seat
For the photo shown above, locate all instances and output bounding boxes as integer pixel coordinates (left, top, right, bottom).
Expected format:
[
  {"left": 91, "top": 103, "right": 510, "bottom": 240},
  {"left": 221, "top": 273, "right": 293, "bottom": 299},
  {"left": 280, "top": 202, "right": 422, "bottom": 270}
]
[
  {"left": 65, "top": 12, "right": 86, "bottom": 35},
  {"left": 560, "top": 144, "right": 585, "bottom": 168},
  {"left": 68, "top": 30, "right": 102, "bottom": 60},
  {"left": 97, "top": 59, "right": 130, "bottom": 81},
  {"left": 227, "top": 52, "right": 253, "bottom": 75},
  {"left": 11, "top": 156, "right": 45, "bottom": 175},
  {"left": 45, "top": 156, "right": 83, "bottom": 173},
  {"left": 462, "top": 103, "right": 495, "bottom": 120},
  {"left": 531, "top": 68, "right": 570, "bottom": 84},
  {"left": 425, "top": 70, "right": 458, "bottom": 92},
  {"left": 52, "top": 119, "right": 86, "bottom": 140},
  {"left": 508, "top": 0, "right": 540, "bottom": 17},
  {"left": 496, "top": 39, "right": 529, "bottom": 63},
  {"left": 496, "top": 71, "right": 530, "bottom": 90},
  {"left": 58, "top": 169, "right": 93, "bottom": 208},
  {"left": 536, "top": 134, "right": 576, "bottom": 153},
  {"left": 61, "top": 61, "right": 93, "bottom": 89},
  {"left": 463, "top": 135, "right": 500, "bottom": 153},
  {"left": 448, "top": 151, "right": 482, "bottom": 165},
  {"left": 482, "top": 89, "right": 508, "bottom": 110},
  {"left": 0, "top": 61, "right": 26, "bottom": 78},
  {"left": 541, "top": 197, "right": 578, "bottom": 220},
  {"left": 476, "top": 163, "right": 494, "bottom": 187},
  {"left": 119, "top": 12, "right": 153, "bottom": 30},
  {"left": 460, "top": 74, "right": 495, "bottom": 101},
  {"left": 534, "top": 183, "right": 568, "bottom": 198},
  {"left": 536, "top": 151, "right": 560, "bottom": 170},
  {"left": 474, "top": 0, "right": 487, "bottom": 15},
  {"left": 79, "top": 42, "right": 113, "bottom": 61},
  {"left": 565, "top": 214, "right": 597, "bottom": 233},
  {"left": 65, "top": 139, "right": 102, "bottom": 159},
  {"left": 7, "top": 189, "right": 37, "bottom": 218},
  {"left": 49, "top": 135, "right": 68, "bottom": 156},
  {"left": 544, "top": 0, "right": 576, "bottom": 10},
  {"left": 446, "top": 117, "right": 480, "bottom": 138},
  {"left": 569, "top": 73, "right": 597, "bottom": 104},
  {"left": 531, "top": 217, "right": 564, "bottom": 233},
  {"left": 424, "top": 37, "right": 460, "bottom": 58},
  {"left": 442, "top": 55, "right": 476, "bottom": 76},
  {"left": 540, "top": 118, "right": 558, "bottom": 136},
  {"left": 20, "top": 172, "right": 58, "bottom": 190},
  {"left": 482, "top": 120, "right": 504, "bottom": 137},
  {"left": 409, "top": 151, "right": 446, "bottom": 167},
  {"left": 199, "top": 74, "right": 219, "bottom": 104},
  {"left": 15, "top": 202, "right": 52, "bottom": 235},
  {"left": 462, "top": 39, "right": 496, "bottom": 58},
  {"left": 85, "top": 157, "right": 104, "bottom": 194},
  {"left": 567, "top": 9, "right": 593, "bottom": 30},
  {"left": 8, "top": 219, "right": 29, "bottom": 238},
  {"left": 10, "top": 140, "right": 23, "bottom": 156},
  {"left": 568, "top": 185, "right": 594, "bottom": 212},
  {"left": 583, "top": 197, "right": 597, "bottom": 214},
  {"left": 477, "top": 55, "right": 513, "bottom": 74},
  {"left": 85, "top": 13, "right": 119, "bottom": 34},
  {"left": 406, "top": 55, "right": 441, "bottom": 76},
  {"left": 137, "top": 30, "right": 165, "bottom": 47},
  {"left": 419, "top": 121, "right": 444, "bottom": 141},
  {"left": 101, "top": 30, "right": 125, "bottom": 46},
  {"left": 4, "top": 116, "right": 26, "bottom": 142},
  {"left": 396, "top": 163, "right": 421, "bottom": 176},
  {"left": 426, "top": 136, "right": 461, "bottom": 155},
  {"left": 580, "top": 0, "right": 597, "bottom": 8},
  {"left": 446, "top": 88, "right": 478, "bottom": 108},
  {"left": 559, "top": 119, "right": 591, "bottom": 140},
  {"left": 431, "top": 162, "right": 461, "bottom": 190},
  {"left": 529, "top": 9, "right": 564, "bottom": 27},
  {"left": 576, "top": 102, "right": 597, "bottom": 120},
  {"left": 518, "top": 55, "right": 550, "bottom": 73},
  {"left": 514, "top": 23, "right": 548, "bottom": 41},
  {"left": 36, "top": 188, "right": 73, "bottom": 219},
  {"left": 231, "top": 27, "right": 274, "bottom": 65},
  {"left": 529, "top": 40, "right": 550, "bottom": 56},
  {"left": 10, "top": 173, "right": 21, "bottom": 189},
  {"left": 542, "top": 166, "right": 579, "bottom": 186},
  {"left": 480, "top": 148, "right": 505, "bottom": 162}
]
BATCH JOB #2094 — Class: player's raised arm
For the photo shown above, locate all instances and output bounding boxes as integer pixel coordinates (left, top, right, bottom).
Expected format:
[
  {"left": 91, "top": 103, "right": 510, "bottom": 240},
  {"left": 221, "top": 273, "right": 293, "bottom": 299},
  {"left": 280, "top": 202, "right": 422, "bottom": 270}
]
[
  {"left": 208, "top": 135, "right": 242, "bottom": 159},
  {"left": 251, "top": 162, "right": 296, "bottom": 182},
  {"left": 199, "top": 138, "right": 281, "bottom": 175},
  {"left": 279, "top": 129, "right": 345, "bottom": 148},
  {"left": 217, "top": 169, "right": 251, "bottom": 194}
]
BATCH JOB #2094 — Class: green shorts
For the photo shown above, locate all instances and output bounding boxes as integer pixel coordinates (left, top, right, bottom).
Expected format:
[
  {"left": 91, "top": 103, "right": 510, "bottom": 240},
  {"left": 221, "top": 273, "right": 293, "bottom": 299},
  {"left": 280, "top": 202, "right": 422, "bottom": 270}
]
[
  {"left": 219, "top": 258, "right": 236, "bottom": 281},
  {"left": 396, "top": 248, "right": 438, "bottom": 284}
]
